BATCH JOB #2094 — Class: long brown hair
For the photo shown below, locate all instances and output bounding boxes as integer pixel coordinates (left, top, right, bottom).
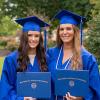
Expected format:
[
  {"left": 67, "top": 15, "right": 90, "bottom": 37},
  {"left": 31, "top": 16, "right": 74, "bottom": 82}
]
[
  {"left": 56, "top": 25, "right": 82, "bottom": 70},
  {"left": 17, "top": 31, "right": 47, "bottom": 72}
]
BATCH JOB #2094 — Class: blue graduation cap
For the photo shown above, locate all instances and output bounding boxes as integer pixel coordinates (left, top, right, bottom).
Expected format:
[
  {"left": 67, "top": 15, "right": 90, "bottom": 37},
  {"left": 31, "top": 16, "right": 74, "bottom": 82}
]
[
  {"left": 15, "top": 16, "right": 50, "bottom": 49},
  {"left": 15, "top": 16, "right": 50, "bottom": 32},
  {"left": 52, "top": 10, "right": 86, "bottom": 44}
]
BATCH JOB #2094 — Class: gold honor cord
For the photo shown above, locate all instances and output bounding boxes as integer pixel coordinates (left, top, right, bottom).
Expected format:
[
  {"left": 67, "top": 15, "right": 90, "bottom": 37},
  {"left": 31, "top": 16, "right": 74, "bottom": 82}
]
[
  {"left": 58, "top": 77, "right": 87, "bottom": 83},
  {"left": 19, "top": 80, "right": 48, "bottom": 84}
]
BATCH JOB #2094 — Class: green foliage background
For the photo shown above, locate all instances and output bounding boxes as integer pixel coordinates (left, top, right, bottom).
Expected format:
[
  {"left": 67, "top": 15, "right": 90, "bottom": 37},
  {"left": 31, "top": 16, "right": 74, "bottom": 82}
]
[
  {"left": 0, "top": 0, "right": 94, "bottom": 20},
  {"left": 0, "top": 57, "right": 4, "bottom": 76},
  {"left": 0, "top": 0, "right": 100, "bottom": 75},
  {"left": 84, "top": 11, "right": 100, "bottom": 64}
]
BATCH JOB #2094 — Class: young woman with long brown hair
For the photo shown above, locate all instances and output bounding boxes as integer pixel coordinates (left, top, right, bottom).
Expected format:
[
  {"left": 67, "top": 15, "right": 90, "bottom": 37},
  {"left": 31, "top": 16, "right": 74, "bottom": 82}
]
[{"left": 0, "top": 16, "right": 50, "bottom": 100}]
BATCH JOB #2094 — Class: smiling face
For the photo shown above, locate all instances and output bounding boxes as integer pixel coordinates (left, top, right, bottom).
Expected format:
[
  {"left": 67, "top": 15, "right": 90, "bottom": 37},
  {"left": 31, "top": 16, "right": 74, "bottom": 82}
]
[
  {"left": 28, "top": 31, "right": 40, "bottom": 49},
  {"left": 59, "top": 24, "right": 74, "bottom": 44}
]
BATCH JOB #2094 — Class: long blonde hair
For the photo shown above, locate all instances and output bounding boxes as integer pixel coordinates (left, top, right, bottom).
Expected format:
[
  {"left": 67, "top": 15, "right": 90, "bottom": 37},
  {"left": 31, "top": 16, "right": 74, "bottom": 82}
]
[{"left": 56, "top": 25, "right": 82, "bottom": 70}]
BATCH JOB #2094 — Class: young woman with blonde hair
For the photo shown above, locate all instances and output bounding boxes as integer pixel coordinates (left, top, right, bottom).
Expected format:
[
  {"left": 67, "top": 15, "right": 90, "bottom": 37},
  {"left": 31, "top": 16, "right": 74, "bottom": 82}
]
[{"left": 47, "top": 10, "right": 100, "bottom": 100}]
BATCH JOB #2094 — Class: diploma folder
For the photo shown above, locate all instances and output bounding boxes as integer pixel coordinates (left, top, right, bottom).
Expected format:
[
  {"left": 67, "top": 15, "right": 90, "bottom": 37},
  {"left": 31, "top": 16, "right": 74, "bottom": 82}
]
[
  {"left": 17, "top": 72, "right": 51, "bottom": 98},
  {"left": 55, "top": 70, "right": 89, "bottom": 97}
]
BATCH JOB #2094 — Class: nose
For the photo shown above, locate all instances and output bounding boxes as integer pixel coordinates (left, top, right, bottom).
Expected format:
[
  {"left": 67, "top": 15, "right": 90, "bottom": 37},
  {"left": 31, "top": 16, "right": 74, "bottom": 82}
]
[
  {"left": 63, "top": 29, "right": 67, "bottom": 34},
  {"left": 31, "top": 36, "right": 35, "bottom": 40}
]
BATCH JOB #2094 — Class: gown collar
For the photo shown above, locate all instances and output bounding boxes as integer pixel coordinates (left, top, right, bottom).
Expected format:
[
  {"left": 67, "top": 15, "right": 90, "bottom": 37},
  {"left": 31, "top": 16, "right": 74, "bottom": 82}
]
[{"left": 56, "top": 46, "right": 73, "bottom": 70}]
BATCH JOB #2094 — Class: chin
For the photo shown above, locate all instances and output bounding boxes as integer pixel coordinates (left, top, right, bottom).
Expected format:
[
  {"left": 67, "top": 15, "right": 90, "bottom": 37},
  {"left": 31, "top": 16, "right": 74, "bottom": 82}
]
[
  {"left": 29, "top": 43, "right": 38, "bottom": 48},
  {"left": 62, "top": 40, "right": 71, "bottom": 43},
  {"left": 29, "top": 45, "right": 37, "bottom": 49}
]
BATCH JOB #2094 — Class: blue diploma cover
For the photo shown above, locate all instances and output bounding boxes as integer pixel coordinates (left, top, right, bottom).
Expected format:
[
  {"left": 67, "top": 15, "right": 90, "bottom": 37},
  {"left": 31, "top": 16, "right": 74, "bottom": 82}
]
[
  {"left": 17, "top": 72, "right": 51, "bottom": 98},
  {"left": 55, "top": 70, "right": 89, "bottom": 97}
]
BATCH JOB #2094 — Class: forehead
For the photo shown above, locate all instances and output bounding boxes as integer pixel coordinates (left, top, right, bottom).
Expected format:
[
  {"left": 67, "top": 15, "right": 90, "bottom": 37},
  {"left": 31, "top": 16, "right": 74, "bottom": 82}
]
[
  {"left": 60, "top": 24, "right": 73, "bottom": 28},
  {"left": 28, "top": 31, "right": 40, "bottom": 35}
]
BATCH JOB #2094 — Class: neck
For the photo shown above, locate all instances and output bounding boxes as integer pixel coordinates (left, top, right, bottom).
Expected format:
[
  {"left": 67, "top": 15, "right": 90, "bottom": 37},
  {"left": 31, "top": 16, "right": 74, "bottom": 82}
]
[
  {"left": 63, "top": 42, "right": 73, "bottom": 51},
  {"left": 62, "top": 42, "right": 73, "bottom": 64},
  {"left": 28, "top": 48, "right": 36, "bottom": 55}
]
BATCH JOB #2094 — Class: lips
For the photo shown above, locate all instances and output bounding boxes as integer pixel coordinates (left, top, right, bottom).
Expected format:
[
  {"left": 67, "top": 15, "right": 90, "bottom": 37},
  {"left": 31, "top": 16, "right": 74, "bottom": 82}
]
[
  {"left": 30, "top": 41, "right": 37, "bottom": 43},
  {"left": 62, "top": 36, "right": 70, "bottom": 38},
  {"left": 29, "top": 42, "right": 38, "bottom": 46}
]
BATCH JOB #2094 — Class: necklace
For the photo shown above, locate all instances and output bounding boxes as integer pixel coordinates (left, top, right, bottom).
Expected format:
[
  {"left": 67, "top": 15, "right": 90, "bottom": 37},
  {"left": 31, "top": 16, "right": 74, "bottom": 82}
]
[{"left": 56, "top": 46, "right": 73, "bottom": 70}]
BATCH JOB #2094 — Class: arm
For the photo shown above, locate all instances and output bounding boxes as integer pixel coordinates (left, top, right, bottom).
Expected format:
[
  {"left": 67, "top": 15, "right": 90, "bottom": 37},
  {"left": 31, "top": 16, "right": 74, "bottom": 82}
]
[
  {"left": 65, "top": 55, "right": 100, "bottom": 100},
  {"left": 84, "top": 55, "right": 100, "bottom": 100},
  {"left": 0, "top": 57, "right": 24, "bottom": 100}
]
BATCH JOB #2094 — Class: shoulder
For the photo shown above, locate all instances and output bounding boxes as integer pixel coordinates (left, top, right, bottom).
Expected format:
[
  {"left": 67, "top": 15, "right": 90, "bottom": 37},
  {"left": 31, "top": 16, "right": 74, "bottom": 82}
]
[
  {"left": 82, "top": 47, "right": 92, "bottom": 57},
  {"left": 7, "top": 50, "right": 18, "bottom": 56},
  {"left": 47, "top": 46, "right": 60, "bottom": 56},
  {"left": 2, "top": 50, "right": 20, "bottom": 77},
  {"left": 81, "top": 47, "right": 98, "bottom": 69},
  {"left": 81, "top": 47, "right": 96, "bottom": 61},
  {"left": 46, "top": 46, "right": 60, "bottom": 64},
  {"left": 4, "top": 50, "right": 19, "bottom": 63}
]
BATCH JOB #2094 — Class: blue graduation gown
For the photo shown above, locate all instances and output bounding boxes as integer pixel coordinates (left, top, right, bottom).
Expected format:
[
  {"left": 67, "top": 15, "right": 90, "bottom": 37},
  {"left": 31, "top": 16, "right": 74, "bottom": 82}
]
[
  {"left": 47, "top": 46, "right": 100, "bottom": 100},
  {"left": 0, "top": 50, "right": 46, "bottom": 100}
]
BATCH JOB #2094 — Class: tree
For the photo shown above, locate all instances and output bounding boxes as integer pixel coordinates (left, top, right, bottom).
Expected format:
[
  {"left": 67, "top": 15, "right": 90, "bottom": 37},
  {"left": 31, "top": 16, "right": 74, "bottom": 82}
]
[
  {"left": 90, "top": 0, "right": 100, "bottom": 14},
  {"left": 84, "top": 11, "right": 100, "bottom": 64},
  {"left": 0, "top": 0, "right": 94, "bottom": 21},
  {"left": 0, "top": 16, "right": 20, "bottom": 36},
  {"left": 0, "top": 0, "right": 4, "bottom": 21}
]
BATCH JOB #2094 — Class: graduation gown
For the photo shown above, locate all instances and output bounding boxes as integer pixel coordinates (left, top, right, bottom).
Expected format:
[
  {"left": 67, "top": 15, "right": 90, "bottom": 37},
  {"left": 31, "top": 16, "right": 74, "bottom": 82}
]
[
  {"left": 0, "top": 50, "right": 48, "bottom": 100},
  {"left": 47, "top": 46, "right": 100, "bottom": 100}
]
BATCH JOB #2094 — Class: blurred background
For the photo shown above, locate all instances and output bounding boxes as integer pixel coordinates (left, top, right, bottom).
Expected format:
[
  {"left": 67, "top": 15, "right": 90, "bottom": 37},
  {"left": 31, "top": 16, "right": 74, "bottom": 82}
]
[{"left": 0, "top": 0, "right": 100, "bottom": 76}]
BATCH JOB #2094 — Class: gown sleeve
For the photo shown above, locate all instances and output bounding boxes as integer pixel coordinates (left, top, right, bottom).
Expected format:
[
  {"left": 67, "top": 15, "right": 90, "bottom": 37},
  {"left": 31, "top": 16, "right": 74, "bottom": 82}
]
[
  {"left": 0, "top": 56, "right": 24, "bottom": 100},
  {"left": 84, "top": 55, "right": 100, "bottom": 100},
  {"left": 46, "top": 48, "right": 53, "bottom": 60},
  {"left": 46, "top": 47, "right": 57, "bottom": 64}
]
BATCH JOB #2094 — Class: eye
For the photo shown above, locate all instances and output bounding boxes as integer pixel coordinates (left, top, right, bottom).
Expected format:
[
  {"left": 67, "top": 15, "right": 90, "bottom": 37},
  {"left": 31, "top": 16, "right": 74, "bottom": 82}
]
[
  {"left": 59, "top": 28, "right": 64, "bottom": 31},
  {"left": 34, "top": 34, "right": 40, "bottom": 38},
  {"left": 28, "top": 34, "right": 32, "bottom": 37},
  {"left": 66, "top": 27, "right": 73, "bottom": 31}
]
